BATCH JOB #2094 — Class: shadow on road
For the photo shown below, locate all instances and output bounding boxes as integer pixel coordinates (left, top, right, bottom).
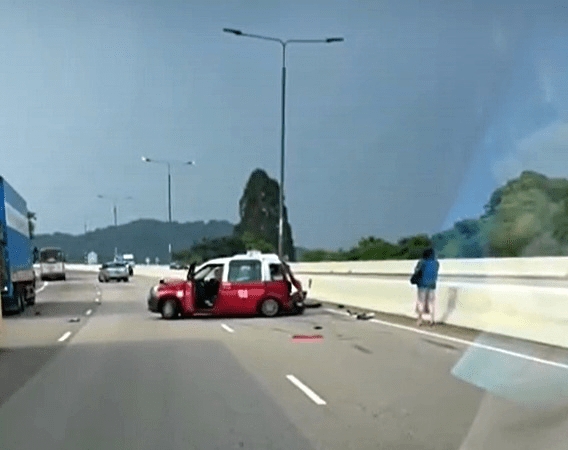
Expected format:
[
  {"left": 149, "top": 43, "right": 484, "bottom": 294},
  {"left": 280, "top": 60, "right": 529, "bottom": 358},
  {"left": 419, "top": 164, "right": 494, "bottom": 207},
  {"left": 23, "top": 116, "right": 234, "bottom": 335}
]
[
  {"left": 4, "top": 301, "right": 97, "bottom": 320},
  {"left": 0, "top": 344, "right": 61, "bottom": 407}
]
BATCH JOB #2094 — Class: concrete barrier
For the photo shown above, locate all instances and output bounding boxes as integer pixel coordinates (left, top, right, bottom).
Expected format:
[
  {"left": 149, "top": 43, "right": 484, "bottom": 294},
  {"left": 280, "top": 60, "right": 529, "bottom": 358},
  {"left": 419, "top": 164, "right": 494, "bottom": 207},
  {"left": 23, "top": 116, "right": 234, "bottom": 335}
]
[
  {"left": 64, "top": 264, "right": 175, "bottom": 279},
  {"left": 291, "top": 257, "right": 568, "bottom": 279}
]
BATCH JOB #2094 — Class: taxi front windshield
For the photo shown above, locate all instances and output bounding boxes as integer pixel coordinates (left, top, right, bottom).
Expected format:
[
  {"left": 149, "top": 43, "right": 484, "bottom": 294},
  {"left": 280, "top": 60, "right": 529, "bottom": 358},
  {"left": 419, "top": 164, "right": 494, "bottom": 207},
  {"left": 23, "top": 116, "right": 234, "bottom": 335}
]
[{"left": 193, "top": 265, "right": 221, "bottom": 281}]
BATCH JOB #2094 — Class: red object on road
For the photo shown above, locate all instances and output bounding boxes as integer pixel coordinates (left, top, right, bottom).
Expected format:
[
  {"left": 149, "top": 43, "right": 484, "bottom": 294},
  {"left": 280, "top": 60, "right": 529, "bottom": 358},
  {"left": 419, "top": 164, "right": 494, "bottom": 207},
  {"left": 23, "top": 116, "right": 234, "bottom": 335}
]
[{"left": 292, "top": 334, "right": 324, "bottom": 340}]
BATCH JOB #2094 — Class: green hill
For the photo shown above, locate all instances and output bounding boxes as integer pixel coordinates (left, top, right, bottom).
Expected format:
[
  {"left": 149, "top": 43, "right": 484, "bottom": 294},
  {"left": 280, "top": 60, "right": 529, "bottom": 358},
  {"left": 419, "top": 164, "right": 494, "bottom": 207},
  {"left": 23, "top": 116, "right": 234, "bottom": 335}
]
[{"left": 33, "top": 219, "right": 235, "bottom": 263}]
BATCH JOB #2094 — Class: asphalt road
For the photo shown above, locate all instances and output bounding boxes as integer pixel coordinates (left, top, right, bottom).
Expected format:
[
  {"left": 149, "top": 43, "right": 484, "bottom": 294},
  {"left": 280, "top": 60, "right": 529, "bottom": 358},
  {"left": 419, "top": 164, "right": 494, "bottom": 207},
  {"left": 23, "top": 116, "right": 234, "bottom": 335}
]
[{"left": 1, "top": 272, "right": 568, "bottom": 449}]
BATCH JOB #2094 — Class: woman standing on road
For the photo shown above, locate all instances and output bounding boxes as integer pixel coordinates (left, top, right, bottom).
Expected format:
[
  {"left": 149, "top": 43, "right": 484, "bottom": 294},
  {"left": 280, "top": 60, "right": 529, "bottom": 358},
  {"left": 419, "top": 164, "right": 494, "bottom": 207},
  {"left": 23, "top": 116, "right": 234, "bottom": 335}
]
[{"left": 412, "top": 248, "right": 439, "bottom": 327}]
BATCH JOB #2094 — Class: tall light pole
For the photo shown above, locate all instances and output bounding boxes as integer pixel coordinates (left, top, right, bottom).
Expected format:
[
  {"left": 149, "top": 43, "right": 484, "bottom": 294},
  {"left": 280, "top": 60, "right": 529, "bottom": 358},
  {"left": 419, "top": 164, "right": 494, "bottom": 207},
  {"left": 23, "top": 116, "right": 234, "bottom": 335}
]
[
  {"left": 97, "top": 195, "right": 133, "bottom": 227},
  {"left": 141, "top": 157, "right": 195, "bottom": 223},
  {"left": 223, "top": 28, "right": 343, "bottom": 259}
]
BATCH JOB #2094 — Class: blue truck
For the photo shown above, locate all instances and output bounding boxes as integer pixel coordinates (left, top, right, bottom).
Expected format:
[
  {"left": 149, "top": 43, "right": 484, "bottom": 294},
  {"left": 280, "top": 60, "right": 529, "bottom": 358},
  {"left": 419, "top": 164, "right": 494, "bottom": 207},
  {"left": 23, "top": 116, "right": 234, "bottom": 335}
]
[{"left": 0, "top": 177, "right": 36, "bottom": 314}]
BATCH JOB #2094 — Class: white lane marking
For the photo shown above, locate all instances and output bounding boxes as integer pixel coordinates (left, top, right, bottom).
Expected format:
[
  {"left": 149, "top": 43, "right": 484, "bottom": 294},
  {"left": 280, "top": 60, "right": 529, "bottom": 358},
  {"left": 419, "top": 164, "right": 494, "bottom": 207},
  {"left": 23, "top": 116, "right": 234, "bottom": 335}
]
[
  {"left": 58, "top": 331, "right": 72, "bottom": 342},
  {"left": 221, "top": 324, "right": 235, "bottom": 333},
  {"left": 85, "top": 309, "right": 92, "bottom": 316},
  {"left": 325, "top": 308, "right": 568, "bottom": 370},
  {"left": 286, "top": 375, "right": 327, "bottom": 405},
  {"left": 36, "top": 282, "right": 48, "bottom": 293}
]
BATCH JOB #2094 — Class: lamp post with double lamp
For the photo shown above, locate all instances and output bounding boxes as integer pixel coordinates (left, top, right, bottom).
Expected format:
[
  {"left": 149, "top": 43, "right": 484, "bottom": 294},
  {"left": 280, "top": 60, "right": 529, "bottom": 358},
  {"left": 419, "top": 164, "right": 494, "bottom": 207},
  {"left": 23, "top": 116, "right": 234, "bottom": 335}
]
[
  {"left": 141, "top": 157, "right": 195, "bottom": 223},
  {"left": 223, "top": 28, "right": 343, "bottom": 259},
  {"left": 97, "top": 195, "right": 133, "bottom": 227},
  {"left": 141, "top": 157, "right": 195, "bottom": 263}
]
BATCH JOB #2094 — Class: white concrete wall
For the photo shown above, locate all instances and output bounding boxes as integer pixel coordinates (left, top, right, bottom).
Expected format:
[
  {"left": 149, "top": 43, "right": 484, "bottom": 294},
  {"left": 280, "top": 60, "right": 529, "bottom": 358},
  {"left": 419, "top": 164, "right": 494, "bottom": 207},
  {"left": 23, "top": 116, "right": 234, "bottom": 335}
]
[{"left": 290, "top": 256, "right": 568, "bottom": 278}]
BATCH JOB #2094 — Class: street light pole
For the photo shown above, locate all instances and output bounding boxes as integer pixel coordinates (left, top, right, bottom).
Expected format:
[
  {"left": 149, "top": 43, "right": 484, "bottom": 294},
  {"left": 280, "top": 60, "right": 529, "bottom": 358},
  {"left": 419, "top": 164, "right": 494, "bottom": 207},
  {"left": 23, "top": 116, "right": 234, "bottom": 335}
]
[
  {"left": 223, "top": 28, "right": 344, "bottom": 259},
  {"left": 142, "top": 157, "right": 195, "bottom": 223},
  {"left": 279, "top": 45, "right": 286, "bottom": 258},
  {"left": 167, "top": 163, "right": 172, "bottom": 223},
  {"left": 97, "top": 195, "right": 132, "bottom": 227}
]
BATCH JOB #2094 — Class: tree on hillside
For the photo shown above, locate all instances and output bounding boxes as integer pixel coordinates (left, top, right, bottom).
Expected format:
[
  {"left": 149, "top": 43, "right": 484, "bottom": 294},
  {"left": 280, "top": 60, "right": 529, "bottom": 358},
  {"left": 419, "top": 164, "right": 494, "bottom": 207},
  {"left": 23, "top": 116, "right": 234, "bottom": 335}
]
[
  {"left": 234, "top": 169, "right": 295, "bottom": 260},
  {"left": 345, "top": 236, "right": 399, "bottom": 260},
  {"left": 488, "top": 171, "right": 568, "bottom": 256},
  {"left": 395, "top": 234, "right": 432, "bottom": 259},
  {"left": 173, "top": 236, "right": 246, "bottom": 265}
]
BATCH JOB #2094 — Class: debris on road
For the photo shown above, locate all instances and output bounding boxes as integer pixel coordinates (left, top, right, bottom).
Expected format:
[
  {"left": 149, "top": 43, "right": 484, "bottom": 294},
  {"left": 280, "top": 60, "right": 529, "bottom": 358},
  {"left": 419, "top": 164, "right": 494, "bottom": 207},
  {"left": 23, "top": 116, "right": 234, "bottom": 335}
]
[
  {"left": 356, "top": 312, "right": 375, "bottom": 321},
  {"left": 305, "top": 301, "right": 322, "bottom": 309},
  {"left": 337, "top": 304, "right": 345, "bottom": 309},
  {"left": 68, "top": 317, "right": 81, "bottom": 323},
  {"left": 292, "top": 334, "right": 324, "bottom": 341},
  {"left": 314, "top": 326, "right": 322, "bottom": 330}
]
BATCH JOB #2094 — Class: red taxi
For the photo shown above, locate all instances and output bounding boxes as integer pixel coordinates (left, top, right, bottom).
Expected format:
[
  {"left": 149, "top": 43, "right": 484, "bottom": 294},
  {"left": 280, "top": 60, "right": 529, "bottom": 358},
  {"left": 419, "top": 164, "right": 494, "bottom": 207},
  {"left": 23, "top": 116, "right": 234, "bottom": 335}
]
[{"left": 147, "top": 252, "right": 307, "bottom": 320}]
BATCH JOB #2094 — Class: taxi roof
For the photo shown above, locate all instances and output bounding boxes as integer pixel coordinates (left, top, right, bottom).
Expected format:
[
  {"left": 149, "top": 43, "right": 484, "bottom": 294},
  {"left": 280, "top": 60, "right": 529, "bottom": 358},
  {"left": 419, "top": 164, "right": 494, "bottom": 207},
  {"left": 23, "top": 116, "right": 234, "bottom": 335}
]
[{"left": 198, "top": 251, "right": 282, "bottom": 268}]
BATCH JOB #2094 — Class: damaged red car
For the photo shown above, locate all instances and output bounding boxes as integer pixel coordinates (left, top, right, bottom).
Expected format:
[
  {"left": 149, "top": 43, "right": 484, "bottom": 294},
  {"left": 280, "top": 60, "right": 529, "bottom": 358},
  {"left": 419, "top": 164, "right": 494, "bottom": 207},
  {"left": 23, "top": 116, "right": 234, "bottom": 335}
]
[{"left": 147, "top": 252, "right": 307, "bottom": 320}]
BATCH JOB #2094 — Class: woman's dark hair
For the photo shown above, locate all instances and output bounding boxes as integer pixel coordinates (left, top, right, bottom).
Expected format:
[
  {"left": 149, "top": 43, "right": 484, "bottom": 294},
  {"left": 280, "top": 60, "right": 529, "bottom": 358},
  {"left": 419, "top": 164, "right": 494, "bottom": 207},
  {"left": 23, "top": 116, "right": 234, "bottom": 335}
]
[{"left": 423, "top": 248, "right": 435, "bottom": 259}]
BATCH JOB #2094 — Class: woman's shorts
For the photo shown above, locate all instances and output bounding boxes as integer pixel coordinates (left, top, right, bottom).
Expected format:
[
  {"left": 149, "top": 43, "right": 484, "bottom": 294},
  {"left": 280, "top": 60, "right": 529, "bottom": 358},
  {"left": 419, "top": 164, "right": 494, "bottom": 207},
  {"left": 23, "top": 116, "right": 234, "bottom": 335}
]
[{"left": 417, "top": 288, "right": 435, "bottom": 303}]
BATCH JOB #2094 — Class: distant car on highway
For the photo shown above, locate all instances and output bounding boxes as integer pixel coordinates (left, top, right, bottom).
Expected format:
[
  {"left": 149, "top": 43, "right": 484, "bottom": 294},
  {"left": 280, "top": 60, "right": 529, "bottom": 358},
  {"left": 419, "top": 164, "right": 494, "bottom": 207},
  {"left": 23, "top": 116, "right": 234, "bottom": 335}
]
[
  {"left": 98, "top": 262, "right": 130, "bottom": 283},
  {"left": 169, "top": 261, "right": 188, "bottom": 270},
  {"left": 148, "top": 251, "right": 307, "bottom": 320}
]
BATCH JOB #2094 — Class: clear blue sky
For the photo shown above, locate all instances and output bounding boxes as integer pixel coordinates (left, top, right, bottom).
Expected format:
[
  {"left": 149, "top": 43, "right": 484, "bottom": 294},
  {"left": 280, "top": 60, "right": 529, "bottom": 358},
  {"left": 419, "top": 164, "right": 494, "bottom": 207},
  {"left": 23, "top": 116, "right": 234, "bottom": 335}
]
[{"left": 1, "top": 1, "right": 567, "bottom": 249}]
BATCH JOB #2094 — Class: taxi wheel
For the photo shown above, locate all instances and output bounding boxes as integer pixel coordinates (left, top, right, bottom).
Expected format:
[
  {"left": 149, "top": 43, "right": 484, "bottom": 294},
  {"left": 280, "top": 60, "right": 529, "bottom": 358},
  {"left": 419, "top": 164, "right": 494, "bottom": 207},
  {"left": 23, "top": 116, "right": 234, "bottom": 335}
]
[
  {"left": 294, "top": 304, "right": 305, "bottom": 315},
  {"left": 161, "top": 299, "right": 179, "bottom": 320},
  {"left": 260, "top": 298, "right": 279, "bottom": 317},
  {"left": 18, "top": 291, "right": 26, "bottom": 313}
]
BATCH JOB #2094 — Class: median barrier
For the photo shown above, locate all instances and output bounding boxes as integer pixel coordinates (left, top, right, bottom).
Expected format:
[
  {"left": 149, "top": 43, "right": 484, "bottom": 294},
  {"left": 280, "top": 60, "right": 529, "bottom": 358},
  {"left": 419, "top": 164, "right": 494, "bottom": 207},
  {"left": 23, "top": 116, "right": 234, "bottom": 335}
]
[
  {"left": 65, "top": 264, "right": 176, "bottom": 279},
  {"left": 290, "top": 256, "right": 568, "bottom": 279}
]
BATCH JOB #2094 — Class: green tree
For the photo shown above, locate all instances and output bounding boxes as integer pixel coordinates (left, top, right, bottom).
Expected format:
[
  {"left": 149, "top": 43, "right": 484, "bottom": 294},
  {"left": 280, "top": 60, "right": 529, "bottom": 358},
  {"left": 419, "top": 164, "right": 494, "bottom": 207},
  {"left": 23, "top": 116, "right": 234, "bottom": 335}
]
[
  {"left": 240, "top": 231, "right": 275, "bottom": 253},
  {"left": 173, "top": 236, "right": 247, "bottom": 265},
  {"left": 395, "top": 234, "right": 432, "bottom": 259},
  {"left": 346, "top": 236, "right": 399, "bottom": 260},
  {"left": 488, "top": 172, "right": 561, "bottom": 256}
]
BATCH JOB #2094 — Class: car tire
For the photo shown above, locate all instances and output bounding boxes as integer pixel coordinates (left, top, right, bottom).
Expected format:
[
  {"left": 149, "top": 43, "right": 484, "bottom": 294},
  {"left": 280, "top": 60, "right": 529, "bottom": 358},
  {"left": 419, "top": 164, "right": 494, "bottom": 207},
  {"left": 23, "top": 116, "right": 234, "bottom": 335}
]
[
  {"left": 26, "top": 292, "right": 36, "bottom": 306},
  {"left": 18, "top": 290, "right": 26, "bottom": 313},
  {"left": 124, "top": 278, "right": 129, "bottom": 282},
  {"left": 260, "top": 298, "right": 280, "bottom": 317},
  {"left": 161, "top": 299, "right": 178, "bottom": 320},
  {"left": 294, "top": 304, "right": 305, "bottom": 315}
]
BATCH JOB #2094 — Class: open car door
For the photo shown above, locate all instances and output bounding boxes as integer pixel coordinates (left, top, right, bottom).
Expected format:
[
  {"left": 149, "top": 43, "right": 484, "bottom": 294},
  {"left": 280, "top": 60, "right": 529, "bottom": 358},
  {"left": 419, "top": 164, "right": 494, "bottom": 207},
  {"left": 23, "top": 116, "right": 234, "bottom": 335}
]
[
  {"left": 182, "top": 262, "right": 197, "bottom": 314},
  {"left": 186, "top": 262, "right": 196, "bottom": 281}
]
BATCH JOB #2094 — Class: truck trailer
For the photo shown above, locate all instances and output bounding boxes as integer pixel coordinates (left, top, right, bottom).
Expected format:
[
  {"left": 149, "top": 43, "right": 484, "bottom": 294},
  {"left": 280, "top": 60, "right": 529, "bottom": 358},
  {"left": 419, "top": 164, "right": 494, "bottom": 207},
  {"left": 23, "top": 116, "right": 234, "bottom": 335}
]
[{"left": 0, "top": 177, "right": 36, "bottom": 314}]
